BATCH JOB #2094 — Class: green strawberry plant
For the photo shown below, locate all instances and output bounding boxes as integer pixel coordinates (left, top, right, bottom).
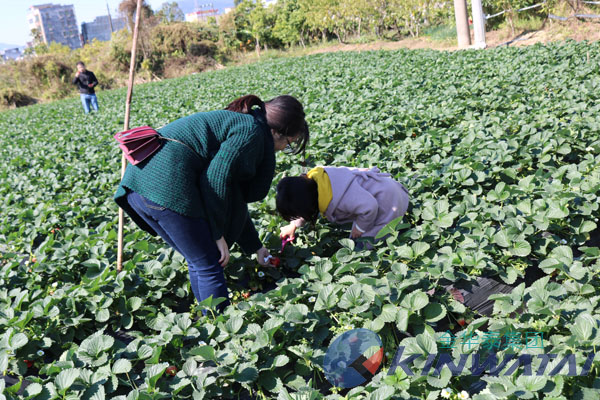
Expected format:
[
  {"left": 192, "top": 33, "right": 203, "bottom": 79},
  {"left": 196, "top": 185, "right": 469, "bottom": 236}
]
[{"left": 0, "top": 40, "right": 599, "bottom": 399}]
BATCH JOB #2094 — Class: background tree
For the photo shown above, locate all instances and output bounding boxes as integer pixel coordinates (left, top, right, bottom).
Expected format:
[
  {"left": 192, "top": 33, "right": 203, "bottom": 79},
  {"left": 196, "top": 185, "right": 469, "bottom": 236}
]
[
  {"left": 232, "top": 0, "right": 256, "bottom": 52},
  {"left": 156, "top": 2, "right": 185, "bottom": 23},
  {"left": 484, "top": 0, "right": 540, "bottom": 35},
  {"left": 118, "top": 0, "right": 154, "bottom": 32},
  {"left": 248, "top": 0, "right": 270, "bottom": 55},
  {"left": 387, "top": 0, "right": 433, "bottom": 37},
  {"left": 272, "top": 0, "right": 306, "bottom": 47},
  {"left": 30, "top": 28, "right": 44, "bottom": 46},
  {"left": 300, "top": 0, "right": 332, "bottom": 42},
  {"left": 218, "top": 9, "right": 241, "bottom": 51},
  {"left": 25, "top": 28, "right": 48, "bottom": 55},
  {"left": 371, "top": 0, "right": 391, "bottom": 38},
  {"left": 351, "top": 0, "right": 377, "bottom": 38},
  {"left": 118, "top": 0, "right": 157, "bottom": 66}
]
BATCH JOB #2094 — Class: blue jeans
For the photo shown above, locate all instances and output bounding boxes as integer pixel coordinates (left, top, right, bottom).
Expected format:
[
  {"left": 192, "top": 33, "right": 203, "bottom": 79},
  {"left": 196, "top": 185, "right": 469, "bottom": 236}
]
[
  {"left": 80, "top": 93, "right": 99, "bottom": 114},
  {"left": 126, "top": 190, "right": 229, "bottom": 313}
]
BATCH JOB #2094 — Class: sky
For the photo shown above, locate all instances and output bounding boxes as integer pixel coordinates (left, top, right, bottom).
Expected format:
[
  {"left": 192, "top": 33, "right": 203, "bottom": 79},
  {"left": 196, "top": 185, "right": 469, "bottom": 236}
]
[{"left": 0, "top": 0, "right": 232, "bottom": 48}]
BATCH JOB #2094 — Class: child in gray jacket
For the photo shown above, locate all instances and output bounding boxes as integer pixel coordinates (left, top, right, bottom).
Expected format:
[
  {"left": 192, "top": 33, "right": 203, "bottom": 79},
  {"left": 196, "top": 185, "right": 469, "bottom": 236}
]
[{"left": 276, "top": 166, "right": 409, "bottom": 243}]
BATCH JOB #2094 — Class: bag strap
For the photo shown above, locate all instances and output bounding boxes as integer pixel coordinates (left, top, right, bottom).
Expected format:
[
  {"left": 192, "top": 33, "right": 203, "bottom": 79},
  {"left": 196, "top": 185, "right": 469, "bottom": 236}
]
[{"left": 158, "top": 136, "right": 203, "bottom": 161}]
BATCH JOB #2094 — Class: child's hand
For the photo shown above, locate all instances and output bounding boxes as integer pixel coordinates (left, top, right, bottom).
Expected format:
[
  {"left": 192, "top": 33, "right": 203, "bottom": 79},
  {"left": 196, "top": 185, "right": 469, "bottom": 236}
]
[
  {"left": 351, "top": 225, "right": 364, "bottom": 239},
  {"left": 280, "top": 224, "right": 296, "bottom": 240}
]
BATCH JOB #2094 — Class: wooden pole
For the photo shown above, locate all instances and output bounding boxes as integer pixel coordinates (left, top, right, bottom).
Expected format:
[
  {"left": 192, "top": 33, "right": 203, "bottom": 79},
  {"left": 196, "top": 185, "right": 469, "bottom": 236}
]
[
  {"left": 107, "top": 2, "right": 114, "bottom": 33},
  {"left": 117, "top": 0, "right": 143, "bottom": 272},
  {"left": 454, "top": 0, "right": 472, "bottom": 48}
]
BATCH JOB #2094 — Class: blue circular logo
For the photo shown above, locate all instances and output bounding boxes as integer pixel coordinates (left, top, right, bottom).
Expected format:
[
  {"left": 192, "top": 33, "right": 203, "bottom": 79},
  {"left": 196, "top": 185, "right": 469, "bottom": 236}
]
[{"left": 323, "top": 328, "right": 384, "bottom": 388}]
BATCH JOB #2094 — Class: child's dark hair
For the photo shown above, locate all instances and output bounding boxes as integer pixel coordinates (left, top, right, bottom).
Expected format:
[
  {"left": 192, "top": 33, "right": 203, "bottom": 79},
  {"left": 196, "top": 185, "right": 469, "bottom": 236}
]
[{"left": 276, "top": 175, "right": 319, "bottom": 222}]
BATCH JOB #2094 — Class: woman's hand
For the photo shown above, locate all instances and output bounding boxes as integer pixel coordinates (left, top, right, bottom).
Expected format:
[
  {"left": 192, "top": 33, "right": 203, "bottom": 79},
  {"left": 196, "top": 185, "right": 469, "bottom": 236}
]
[
  {"left": 279, "top": 223, "right": 297, "bottom": 240},
  {"left": 216, "top": 236, "right": 229, "bottom": 267},
  {"left": 351, "top": 225, "right": 364, "bottom": 239},
  {"left": 256, "top": 247, "right": 271, "bottom": 266}
]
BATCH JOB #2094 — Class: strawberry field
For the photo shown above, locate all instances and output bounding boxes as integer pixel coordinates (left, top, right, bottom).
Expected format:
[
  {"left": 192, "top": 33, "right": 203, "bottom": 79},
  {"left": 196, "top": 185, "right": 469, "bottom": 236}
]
[{"left": 1, "top": 41, "right": 600, "bottom": 399}]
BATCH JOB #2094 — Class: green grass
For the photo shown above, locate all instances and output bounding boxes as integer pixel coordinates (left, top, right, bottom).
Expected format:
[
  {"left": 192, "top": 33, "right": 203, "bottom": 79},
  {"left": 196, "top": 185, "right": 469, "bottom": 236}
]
[{"left": 422, "top": 24, "right": 458, "bottom": 42}]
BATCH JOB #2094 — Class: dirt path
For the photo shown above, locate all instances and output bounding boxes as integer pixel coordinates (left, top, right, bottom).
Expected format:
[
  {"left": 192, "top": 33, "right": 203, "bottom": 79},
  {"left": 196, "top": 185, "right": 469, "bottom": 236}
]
[
  {"left": 304, "top": 19, "right": 600, "bottom": 55},
  {"left": 307, "top": 38, "right": 458, "bottom": 54},
  {"left": 486, "top": 18, "right": 600, "bottom": 47}
]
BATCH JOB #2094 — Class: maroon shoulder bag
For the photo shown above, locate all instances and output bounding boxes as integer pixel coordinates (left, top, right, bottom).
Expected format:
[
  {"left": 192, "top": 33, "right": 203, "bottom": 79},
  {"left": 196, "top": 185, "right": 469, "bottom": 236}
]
[{"left": 114, "top": 126, "right": 200, "bottom": 165}]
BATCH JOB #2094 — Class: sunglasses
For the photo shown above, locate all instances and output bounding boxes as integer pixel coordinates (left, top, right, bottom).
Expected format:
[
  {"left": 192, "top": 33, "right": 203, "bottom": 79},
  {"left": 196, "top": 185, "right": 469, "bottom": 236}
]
[
  {"left": 281, "top": 121, "right": 308, "bottom": 155},
  {"left": 283, "top": 135, "right": 298, "bottom": 154}
]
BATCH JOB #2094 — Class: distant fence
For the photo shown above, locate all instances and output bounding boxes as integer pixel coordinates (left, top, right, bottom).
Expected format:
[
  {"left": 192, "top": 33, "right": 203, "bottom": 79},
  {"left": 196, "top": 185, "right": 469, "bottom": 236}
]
[{"left": 485, "top": 1, "right": 600, "bottom": 21}]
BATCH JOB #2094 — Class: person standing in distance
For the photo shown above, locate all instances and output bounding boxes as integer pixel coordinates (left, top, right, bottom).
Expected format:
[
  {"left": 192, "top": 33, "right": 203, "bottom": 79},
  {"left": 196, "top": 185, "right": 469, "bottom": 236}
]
[{"left": 72, "top": 61, "right": 99, "bottom": 114}]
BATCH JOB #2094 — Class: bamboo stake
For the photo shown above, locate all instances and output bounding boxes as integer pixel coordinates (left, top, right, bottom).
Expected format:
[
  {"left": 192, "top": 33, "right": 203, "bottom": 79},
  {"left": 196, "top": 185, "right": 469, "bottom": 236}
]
[{"left": 117, "top": 0, "right": 143, "bottom": 272}]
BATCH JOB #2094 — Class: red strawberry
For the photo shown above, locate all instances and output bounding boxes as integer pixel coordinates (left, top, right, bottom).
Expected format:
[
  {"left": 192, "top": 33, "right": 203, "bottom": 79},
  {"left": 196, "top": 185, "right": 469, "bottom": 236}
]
[
  {"left": 24, "top": 360, "right": 33, "bottom": 368},
  {"left": 269, "top": 257, "right": 281, "bottom": 267},
  {"left": 241, "top": 292, "right": 250, "bottom": 299},
  {"left": 457, "top": 318, "right": 466, "bottom": 327},
  {"left": 166, "top": 366, "right": 177, "bottom": 376}
]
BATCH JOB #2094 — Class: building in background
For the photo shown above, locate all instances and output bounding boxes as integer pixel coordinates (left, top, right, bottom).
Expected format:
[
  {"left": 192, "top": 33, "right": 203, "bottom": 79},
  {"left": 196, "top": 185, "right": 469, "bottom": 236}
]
[
  {"left": 1, "top": 47, "right": 23, "bottom": 62},
  {"left": 177, "top": 0, "right": 233, "bottom": 15},
  {"left": 81, "top": 15, "right": 127, "bottom": 44},
  {"left": 185, "top": 9, "right": 220, "bottom": 22},
  {"left": 27, "top": 4, "right": 81, "bottom": 49}
]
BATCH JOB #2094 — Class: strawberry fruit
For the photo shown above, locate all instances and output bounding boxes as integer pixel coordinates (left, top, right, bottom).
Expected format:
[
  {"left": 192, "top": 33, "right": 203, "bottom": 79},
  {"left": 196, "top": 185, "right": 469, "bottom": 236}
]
[{"left": 269, "top": 257, "right": 281, "bottom": 267}]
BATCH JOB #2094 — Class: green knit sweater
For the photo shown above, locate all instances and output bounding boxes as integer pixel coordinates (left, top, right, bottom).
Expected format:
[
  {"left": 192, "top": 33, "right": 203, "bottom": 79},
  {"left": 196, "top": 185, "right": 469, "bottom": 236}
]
[{"left": 114, "top": 109, "right": 275, "bottom": 254}]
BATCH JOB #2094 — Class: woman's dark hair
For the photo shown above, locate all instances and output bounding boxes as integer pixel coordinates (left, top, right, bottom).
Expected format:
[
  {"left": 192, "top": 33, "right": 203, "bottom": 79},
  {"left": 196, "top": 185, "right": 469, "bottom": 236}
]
[
  {"left": 76, "top": 61, "right": 85, "bottom": 67},
  {"left": 226, "top": 94, "right": 265, "bottom": 114},
  {"left": 276, "top": 175, "right": 319, "bottom": 222},
  {"left": 226, "top": 94, "right": 309, "bottom": 156}
]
